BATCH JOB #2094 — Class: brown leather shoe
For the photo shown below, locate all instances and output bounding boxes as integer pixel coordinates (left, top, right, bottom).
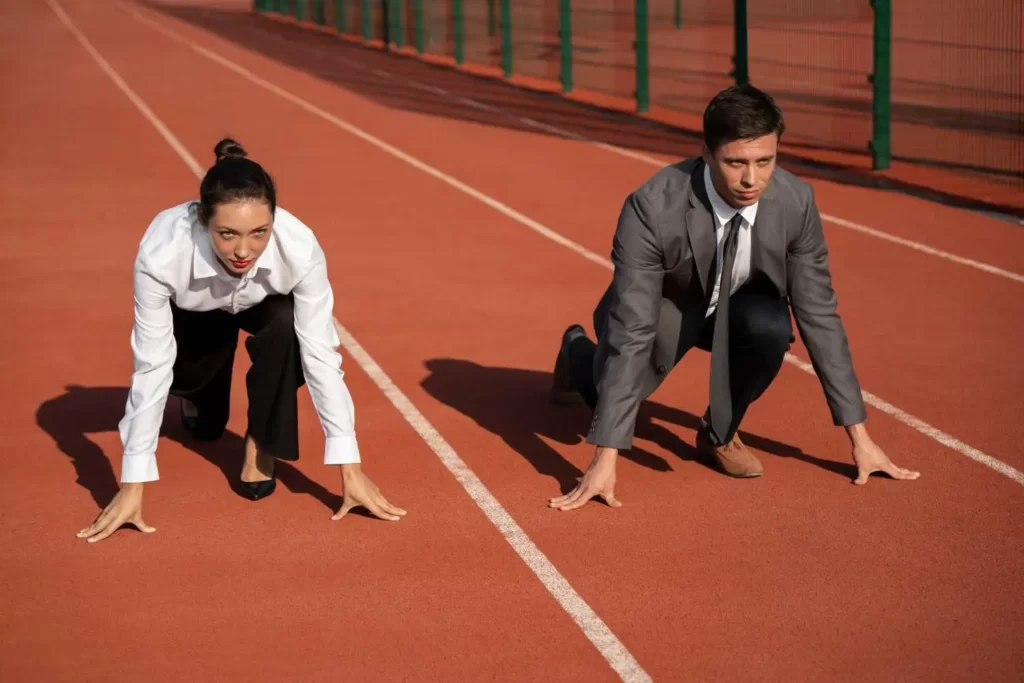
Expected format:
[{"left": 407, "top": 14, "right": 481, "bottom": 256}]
[{"left": 696, "top": 428, "right": 763, "bottom": 478}]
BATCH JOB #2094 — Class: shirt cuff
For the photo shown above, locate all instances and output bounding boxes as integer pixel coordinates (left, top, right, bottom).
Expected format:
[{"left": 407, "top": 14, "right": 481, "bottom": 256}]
[
  {"left": 324, "top": 434, "right": 361, "bottom": 465},
  {"left": 121, "top": 454, "right": 160, "bottom": 483}
]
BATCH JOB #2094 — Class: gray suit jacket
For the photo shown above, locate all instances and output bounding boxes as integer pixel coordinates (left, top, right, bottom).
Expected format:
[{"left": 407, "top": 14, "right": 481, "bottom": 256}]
[{"left": 588, "top": 156, "right": 866, "bottom": 450}]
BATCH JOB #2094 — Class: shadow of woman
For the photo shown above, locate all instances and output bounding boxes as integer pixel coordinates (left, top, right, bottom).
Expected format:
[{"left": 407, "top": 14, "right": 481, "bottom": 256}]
[
  {"left": 35, "top": 385, "right": 341, "bottom": 512},
  {"left": 419, "top": 358, "right": 856, "bottom": 492}
]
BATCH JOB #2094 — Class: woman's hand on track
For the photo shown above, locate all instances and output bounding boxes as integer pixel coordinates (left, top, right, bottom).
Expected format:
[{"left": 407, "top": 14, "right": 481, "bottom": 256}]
[
  {"left": 332, "top": 464, "right": 407, "bottom": 522},
  {"left": 77, "top": 483, "right": 156, "bottom": 543}
]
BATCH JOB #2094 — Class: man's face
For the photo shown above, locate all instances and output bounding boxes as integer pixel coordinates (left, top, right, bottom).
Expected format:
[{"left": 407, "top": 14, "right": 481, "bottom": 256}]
[{"left": 703, "top": 133, "right": 779, "bottom": 208}]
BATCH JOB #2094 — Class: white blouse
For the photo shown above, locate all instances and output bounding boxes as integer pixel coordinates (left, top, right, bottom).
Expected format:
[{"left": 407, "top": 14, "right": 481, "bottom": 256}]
[{"left": 117, "top": 201, "right": 360, "bottom": 483}]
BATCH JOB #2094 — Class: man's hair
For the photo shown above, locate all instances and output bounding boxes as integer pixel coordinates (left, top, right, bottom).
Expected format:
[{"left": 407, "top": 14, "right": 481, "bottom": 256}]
[{"left": 702, "top": 85, "right": 785, "bottom": 152}]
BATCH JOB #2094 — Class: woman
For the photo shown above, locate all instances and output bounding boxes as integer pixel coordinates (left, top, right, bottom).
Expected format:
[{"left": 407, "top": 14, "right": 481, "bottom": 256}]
[{"left": 77, "top": 138, "right": 405, "bottom": 543}]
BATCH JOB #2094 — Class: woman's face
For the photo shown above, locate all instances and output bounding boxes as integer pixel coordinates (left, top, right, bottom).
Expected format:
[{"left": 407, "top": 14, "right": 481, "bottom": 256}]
[{"left": 207, "top": 199, "right": 273, "bottom": 276}]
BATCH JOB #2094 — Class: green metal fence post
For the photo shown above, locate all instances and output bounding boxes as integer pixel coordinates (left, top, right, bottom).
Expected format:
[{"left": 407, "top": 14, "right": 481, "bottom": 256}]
[
  {"left": 334, "top": 0, "right": 346, "bottom": 32},
  {"left": 453, "top": 0, "right": 465, "bottom": 64},
  {"left": 559, "top": 0, "right": 572, "bottom": 93},
  {"left": 634, "top": 0, "right": 649, "bottom": 112},
  {"left": 391, "top": 0, "right": 403, "bottom": 48},
  {"left": 294, "top": 0, "right": 305, "bottom": 21},
  {"left": 674, "top": 0, "right": 681, "bottom": 29},
  {"left": 313, "top": 0, "right": 325, "bottom": 25},
  {"left": 362, "top": 0, "right": 372, "bottom": 40},
  {"left": 732, "top": 0, "right": 748, "bottom": 85},
  {"left": 869, "top": 0, "right": 892, "bottom": 170},
  {"left": 414, "top": 0, "right": 424, "bottom": 53},
  {"left": 500, "top": 0, "right": 512, "bottom": 78}
]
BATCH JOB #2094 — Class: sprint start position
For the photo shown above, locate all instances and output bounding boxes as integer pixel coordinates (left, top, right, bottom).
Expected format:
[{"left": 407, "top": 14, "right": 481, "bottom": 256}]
[
  {"left": 78, "top": 139, "right": 405, "bottom": 542},
  {"left": 549, "top": 85, "right": 920, "bottom": 511}
]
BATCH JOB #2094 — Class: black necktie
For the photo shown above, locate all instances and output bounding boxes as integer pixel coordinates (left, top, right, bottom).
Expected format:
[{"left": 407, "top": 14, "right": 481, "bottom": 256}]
[{"left": 709, "top": 214, "right": 743, "bottom": 444}]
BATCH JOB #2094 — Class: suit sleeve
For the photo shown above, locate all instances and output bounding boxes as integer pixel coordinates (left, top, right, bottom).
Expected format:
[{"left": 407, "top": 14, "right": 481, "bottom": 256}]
[
  {"left": 587, "top": 191, "right": 665, "bottom": 450},
  {"left": 786, "top": 185, "right": 867, "bottom": 426}
]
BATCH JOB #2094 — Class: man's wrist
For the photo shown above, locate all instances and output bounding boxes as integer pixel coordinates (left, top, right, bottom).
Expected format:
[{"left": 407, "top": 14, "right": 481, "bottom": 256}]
[
  {"left": 595, "top": 446, "right": 619, "bottom": 462},
  {"left": 845, "top": 422, "right": 871, "bottom": 447}
]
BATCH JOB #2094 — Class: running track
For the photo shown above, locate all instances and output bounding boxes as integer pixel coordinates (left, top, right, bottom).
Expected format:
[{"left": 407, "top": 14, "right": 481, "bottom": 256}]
[{"left": 2, "top": 1, "right": 1022, "bottom": 681}]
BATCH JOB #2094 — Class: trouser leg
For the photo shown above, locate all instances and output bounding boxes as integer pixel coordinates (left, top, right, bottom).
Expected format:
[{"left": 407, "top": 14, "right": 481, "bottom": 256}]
[
  {"left": 566, "top": 334, "right": 600, "bottom": 410},
  {"left": 697, "top": 287, "right": 793, "bottom": 442},
  {"left": 169, "top": 302, "right": 238, "bottom": 439},
  {"left": 236, "top": 294, "right": 306, "bottom": 461}
]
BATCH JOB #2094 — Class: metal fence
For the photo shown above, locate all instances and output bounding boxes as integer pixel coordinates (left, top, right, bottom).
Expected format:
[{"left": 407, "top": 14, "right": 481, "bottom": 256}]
[{"left": 255, "top": 0, "right": 1022, "bottom": 189}]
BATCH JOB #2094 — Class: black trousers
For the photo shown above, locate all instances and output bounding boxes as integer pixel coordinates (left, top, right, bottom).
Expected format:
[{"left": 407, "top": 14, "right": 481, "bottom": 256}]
[
  {"left": 569, "top": 287, "right": 793, "bottom": 443},
  {"left": 168, "top": 294, "right": 306, "bottom": 460}
]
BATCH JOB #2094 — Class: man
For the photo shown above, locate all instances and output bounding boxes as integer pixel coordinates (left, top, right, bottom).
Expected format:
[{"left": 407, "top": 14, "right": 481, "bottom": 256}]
[{"left": 548, "top": 85, "right": 919, "bottom": 511}]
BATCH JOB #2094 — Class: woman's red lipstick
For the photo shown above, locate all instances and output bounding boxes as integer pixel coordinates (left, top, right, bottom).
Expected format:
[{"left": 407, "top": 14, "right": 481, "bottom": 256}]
[{"left": 231, "top": 259, "right": 252, "bottom": 269}]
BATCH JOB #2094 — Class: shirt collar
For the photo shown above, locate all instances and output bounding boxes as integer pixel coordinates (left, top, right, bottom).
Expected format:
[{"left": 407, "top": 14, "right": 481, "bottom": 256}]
[{"left": 703, "top": 164, "right": 758, "bottom": 229}]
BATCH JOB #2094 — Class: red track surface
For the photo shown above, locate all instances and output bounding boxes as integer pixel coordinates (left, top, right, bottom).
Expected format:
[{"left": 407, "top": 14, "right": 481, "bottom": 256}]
[{"left": 2, "top": 1, "right": 1022, "bottom": 681}]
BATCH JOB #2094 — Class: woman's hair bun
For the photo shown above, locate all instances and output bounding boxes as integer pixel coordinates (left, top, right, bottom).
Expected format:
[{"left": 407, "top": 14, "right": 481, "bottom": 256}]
[{"left": 214, "top": 137, "right": 247, "bottom": 162}]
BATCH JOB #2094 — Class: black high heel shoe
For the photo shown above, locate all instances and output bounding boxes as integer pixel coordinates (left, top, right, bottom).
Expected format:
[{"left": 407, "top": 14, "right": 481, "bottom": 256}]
[
  {"left": 239, "top": 476, "right": 276, "bottom": 501},
  {"left": 240, "top": 441, "right": 276, "bottom": 501}
]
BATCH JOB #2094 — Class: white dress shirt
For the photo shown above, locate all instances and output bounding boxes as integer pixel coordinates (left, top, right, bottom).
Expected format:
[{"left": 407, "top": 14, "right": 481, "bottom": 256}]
[
  {"left": 117, "top": 200, "right": 360, "bottom": 483},
  {"left": 704, "top": 164, "right": 758, "bottom": 317}
]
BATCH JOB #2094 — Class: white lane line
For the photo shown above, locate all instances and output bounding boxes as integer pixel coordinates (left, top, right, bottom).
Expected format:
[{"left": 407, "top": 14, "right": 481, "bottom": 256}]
[
  {"left": 408, "top": 80, "right": 448, "bottom": 97},
  {"left": 331, "top": 326, "right": 655, "bottom": 683},
  {"left": 424, "top": 93, "right": 1024, "bottom": 284},
  {"left": 240, "top": 4, "right": 1024, "bottom": 270},
  {"left": 298, "top": 26, "right": 1024, "bottom": 281},
  {"left": 60, "top": 2, "right": 651, "bottom": 680},
  {"left": 121, "top": 1, "right": 1024, "bottom": 490},
  {"left": 353, "top": 66, "right": 1024, "bottom": 283},
  {"left": 817, "top": 214, "right": 1024, "bottom": 283},
  {"left": 787, "top": 356, "right": 1024, "bottom": 486},
  {"left": 43, "top": 0, "right": 205, "bottom": 179}
]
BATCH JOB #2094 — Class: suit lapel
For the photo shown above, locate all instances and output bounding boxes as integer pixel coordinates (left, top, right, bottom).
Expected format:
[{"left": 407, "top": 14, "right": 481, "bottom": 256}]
[
  {"left": 686, "top": 164, "right": 717, "bottom": 296},
  {"left": 750, "top": 179, "right": 787, "bottom": 294}
]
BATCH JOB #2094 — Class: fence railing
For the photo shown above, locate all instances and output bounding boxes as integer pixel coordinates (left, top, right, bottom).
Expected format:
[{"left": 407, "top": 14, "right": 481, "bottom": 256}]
[{"left": 254, "top": 0, "right": 1022, "bottom": 188}]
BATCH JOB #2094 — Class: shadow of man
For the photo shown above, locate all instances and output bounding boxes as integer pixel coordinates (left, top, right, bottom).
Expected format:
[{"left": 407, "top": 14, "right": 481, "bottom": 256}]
[
  {"left": 419, "top": 359, "right": 854, "bottom": 493},
  {"left": 36, "top": 385, "right": 340, "bottom": 512}
]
